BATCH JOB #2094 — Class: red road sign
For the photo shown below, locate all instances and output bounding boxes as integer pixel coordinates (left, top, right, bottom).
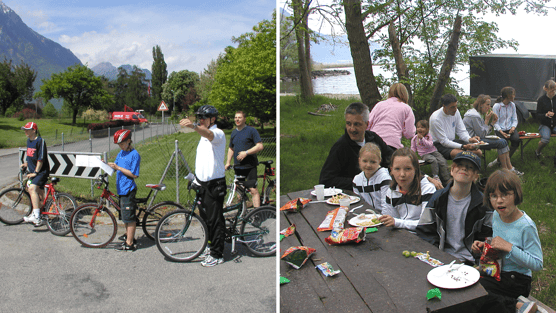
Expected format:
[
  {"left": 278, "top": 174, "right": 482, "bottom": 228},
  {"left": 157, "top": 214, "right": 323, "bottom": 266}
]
[{"left": 158, "top": 101, "right": 169, "bottom": 111}]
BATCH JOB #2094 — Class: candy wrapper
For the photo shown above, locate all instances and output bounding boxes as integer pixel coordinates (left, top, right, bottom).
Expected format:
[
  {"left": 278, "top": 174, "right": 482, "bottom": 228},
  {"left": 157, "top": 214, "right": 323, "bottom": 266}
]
[
  {"left": 415, "top": 251, "right": 444, "bottom": 267},
  {"left": 427, "top": 288, "right": 442, "bottom": 300},
  {"left": 280, "top": 198, "right": 311, "bottom": 212},
  {"left": 479, "top": 241, "right": 502, "bottom": 281},
  {"left": 281, "top": 246, "right": 316, "bottom": 269},
  {"left": 324, "top": 227, "right": 365, "bottom": 245},
  {"left": 280, "top": 224, "right": 296, "bottom": 241},
  {"left": 317, "top": 207, "right": 347, "bottom": 231},
  {"left": 280, "top": 276, "right": 291, "bottom": 285},
  {"left": 316, "top": 262, "right": 341, "bottom": 277}
]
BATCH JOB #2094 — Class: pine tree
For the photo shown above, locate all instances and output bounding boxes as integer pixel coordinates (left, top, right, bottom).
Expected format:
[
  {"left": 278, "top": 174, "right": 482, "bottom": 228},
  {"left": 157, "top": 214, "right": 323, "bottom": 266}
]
[{"left": 151, "top": 45, "right": 168, "bottom": 101}]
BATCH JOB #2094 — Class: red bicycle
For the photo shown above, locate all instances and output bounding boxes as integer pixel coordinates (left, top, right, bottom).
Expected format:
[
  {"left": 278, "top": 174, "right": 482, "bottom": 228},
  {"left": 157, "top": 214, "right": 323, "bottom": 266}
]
[{"left": 0, "top": 169, "right": 78, "bottom": 236}]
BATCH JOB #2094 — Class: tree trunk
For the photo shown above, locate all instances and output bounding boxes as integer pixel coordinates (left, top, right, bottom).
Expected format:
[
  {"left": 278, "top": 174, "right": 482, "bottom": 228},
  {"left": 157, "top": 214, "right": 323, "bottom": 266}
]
[
  {"left": 293, "top": 0, "right": 313, "bottom": 99},
  {"left": 388, "top": 22, "right": 413, "bottom": 107},
  {"left": 429, "top": 15, "right": 462, "bottom": 115},
  {"left": 343, "top": 0, "right": 381, "bottom": 108},
  {"left": 72, "top": 108, "right": 78, "bottom": 126},
  {"left": 303, "top": 0, "right": 313, "bottom": 92}
]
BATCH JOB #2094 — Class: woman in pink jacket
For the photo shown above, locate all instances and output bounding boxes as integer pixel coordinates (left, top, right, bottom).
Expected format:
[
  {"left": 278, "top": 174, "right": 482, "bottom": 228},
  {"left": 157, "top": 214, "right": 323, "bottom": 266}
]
[{"left": 367, "top": 83, "right": 416, "bottom": 150}]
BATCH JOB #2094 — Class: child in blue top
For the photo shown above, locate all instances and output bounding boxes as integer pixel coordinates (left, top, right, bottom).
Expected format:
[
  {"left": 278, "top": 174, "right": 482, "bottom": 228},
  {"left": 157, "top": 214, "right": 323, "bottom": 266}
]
[
  {"left": 492, "top": 87, "right": 521, "bottom": 158},
  {"left": 352, "top": 142, "right": 391, "bottom": 214},
  {"left": 108, "top": 129, "right": 141, "bottom": 251},
  {"left": 472, "top": 169, "right": 543, "bottom": 313}
]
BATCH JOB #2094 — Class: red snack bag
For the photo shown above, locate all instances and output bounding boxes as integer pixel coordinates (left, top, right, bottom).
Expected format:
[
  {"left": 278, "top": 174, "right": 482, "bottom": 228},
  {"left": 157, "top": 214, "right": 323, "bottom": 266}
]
[
  {"left": 280, "top": 198, "right": 311, "bottom": 212},
  {"left": 317, "top": 207, "right": 347, "bottom": 231},
  {"left": 280, "top": 224, "right": 296, "bottom": 237},
  {"left": 479, "top": 241, "right": 502, "bottom": 281},
  {"left": 281, "top": 246, "right": 316, "bottom": 269},
  {"left": 324, "top": 227, "right": 365, "bottom": 245}
]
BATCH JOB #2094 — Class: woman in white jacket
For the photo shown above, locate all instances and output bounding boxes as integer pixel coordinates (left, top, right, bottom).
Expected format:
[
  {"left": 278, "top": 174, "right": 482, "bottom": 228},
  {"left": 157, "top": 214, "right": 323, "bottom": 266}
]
[{"left": 463, "top": 94, "right": 522, "bottom": 175}]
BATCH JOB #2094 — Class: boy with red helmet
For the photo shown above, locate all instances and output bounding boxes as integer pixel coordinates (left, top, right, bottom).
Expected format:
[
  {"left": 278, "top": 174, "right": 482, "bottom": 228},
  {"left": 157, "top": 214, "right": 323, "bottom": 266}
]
[{"left": 109, "top": 129, "right": 141, "bottom": 251}]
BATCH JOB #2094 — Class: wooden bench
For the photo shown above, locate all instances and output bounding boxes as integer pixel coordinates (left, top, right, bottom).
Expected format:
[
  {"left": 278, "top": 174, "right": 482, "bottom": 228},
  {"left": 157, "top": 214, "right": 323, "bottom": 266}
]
[
  {"left": 518, "top": 295, "right": 555, "bottom": 313},
  {"left": 519, "top": 133, "right": 556, "bottom": 161}
]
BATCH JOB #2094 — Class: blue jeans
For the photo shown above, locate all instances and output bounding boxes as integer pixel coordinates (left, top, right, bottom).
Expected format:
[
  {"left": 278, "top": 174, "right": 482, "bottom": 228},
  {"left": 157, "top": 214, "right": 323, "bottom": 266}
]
[
  {"left": 538, "top": 125, "right": 556, "bottom": 144},
  {"left": 482, "top": 137, "right": 510, "bottom": 155}
]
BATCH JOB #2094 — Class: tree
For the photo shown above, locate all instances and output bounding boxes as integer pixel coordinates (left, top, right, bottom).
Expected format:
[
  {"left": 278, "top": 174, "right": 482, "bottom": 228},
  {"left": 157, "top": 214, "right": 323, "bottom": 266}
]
[
  {"left": 198, "top": 53, "right": 226, "bottom": 108},
  {"left": 291, "top": 0, "right": 313, "bottom": 99},
  {"left": 151, "top": 45, "right": 168, "bottom": 101},
  {"left": 209, "top": 13, "right": 276, "bottom": 127},
  {"left": 35, "top": 64, "right": 112, "bottom": 125},
  {"left": 0, "top": 58, "right": 36, "bottom": 115},
  {"left": 161, "top": 70, "right": 200, "bottom": 113}
]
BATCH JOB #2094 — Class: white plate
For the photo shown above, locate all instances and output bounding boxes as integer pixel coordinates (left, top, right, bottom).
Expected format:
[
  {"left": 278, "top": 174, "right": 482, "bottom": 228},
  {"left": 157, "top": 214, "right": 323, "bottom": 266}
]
[
  {"left": 326, "top": 195, "right": 360, "bottom": 205},
  {"left": 525, "top": 133, "right": 540, "bottom": 137},
  {"left": 427, "top": 264, "right": 480, "bottom": 289},
  {"left": 485, "top": 135, "right": 499, "bottom": 139},
  {"left": 310, "top": 188, "right": 342, "bottom": 197},
  {"left": 477, "top": 142, "right": 489, "bottom": 146},
  {"left": 348, "top": 213, "right": 383, "bottom": 227},
  {"left": 418, "top": 160, "right": 425, "bottom": 164}
]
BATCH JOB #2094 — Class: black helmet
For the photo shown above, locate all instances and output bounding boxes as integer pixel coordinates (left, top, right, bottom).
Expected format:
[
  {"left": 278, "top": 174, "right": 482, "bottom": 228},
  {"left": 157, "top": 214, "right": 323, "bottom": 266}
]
[{"left": 195, "top": 105, "right": 218, "bottom": 118}]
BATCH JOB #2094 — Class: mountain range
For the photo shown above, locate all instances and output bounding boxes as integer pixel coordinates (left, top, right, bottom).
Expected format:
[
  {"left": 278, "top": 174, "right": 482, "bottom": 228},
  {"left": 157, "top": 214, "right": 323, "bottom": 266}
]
[{"left": 91, "top": 62, "right": 152, "bottom": 81}]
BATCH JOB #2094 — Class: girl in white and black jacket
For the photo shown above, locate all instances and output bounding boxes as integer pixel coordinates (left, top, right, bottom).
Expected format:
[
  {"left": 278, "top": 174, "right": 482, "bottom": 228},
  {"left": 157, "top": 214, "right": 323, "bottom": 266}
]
[
  {"left": 378, "top": 147, "right": 436, "bottom": 231},
  {"left": 353, "top": 143, "right": 392, "bottom": 214}
]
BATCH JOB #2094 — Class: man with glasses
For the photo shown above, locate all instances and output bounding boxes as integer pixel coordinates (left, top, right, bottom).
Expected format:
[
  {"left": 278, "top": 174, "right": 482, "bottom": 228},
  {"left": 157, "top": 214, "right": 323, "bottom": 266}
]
[
  {"left": 416, "top": 152, "right": 493, "bottom": 265},
  {"left": 430, "top": 94, "right": 482, "bottom": 160},
  {"left": 180, "top": 105, "right": 227, "bottom": 267}
]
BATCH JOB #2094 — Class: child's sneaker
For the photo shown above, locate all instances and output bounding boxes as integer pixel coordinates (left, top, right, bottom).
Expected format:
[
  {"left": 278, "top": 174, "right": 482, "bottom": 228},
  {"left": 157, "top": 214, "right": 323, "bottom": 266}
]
[
  {"left": 201, "top": 255, "right": 224, "bottom": 267},
  {"left": 487, "top": 159, "right": 499, "bottom": 168}
]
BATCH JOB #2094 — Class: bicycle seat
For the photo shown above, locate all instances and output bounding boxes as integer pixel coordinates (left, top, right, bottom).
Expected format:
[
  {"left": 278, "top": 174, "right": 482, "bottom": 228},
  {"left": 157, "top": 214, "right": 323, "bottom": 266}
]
[
  {"left": 145, "top": 184, "right": 166, "bottom": 191},
  {"left": 259, "top": 160, "right": 273, "bottom": 165},
  {"left": 51, "top": 177, "right": 60, "bottom": 184}
]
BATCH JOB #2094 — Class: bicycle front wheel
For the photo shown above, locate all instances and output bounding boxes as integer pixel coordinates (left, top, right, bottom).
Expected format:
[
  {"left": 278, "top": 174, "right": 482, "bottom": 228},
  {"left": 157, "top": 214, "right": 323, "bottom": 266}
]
[
  {"left": 142, "top": 201, "right": 185, "bottom": 240},
  {"left": 46, "top": 192, "right": 77, "bottom": 236},
  {"left": 155, "top": 209, "right": 208, "bottom": 262},
  {"left": 0, "top": 188, "right": 32, "bottom": 225},
  {"left": 70, "top": 204, "right": 117, "bottom": 248},
  {"left": 240, "top": 205, "right": 276, "bottom": 257}
]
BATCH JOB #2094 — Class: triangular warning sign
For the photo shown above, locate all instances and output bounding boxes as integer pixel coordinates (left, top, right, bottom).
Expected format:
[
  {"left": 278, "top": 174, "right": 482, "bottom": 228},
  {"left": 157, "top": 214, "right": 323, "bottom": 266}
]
[{"left": 158, "top": 101, "right": 169, "bottom": 111}]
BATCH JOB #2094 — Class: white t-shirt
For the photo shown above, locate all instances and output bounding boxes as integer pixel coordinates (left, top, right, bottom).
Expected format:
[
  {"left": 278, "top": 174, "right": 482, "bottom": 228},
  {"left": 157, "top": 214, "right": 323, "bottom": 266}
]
[
  {"left": 195, "top": 124, "right": 226, "bottom": 182},
  {"left": 429, "top": 107, "right": 471, "bottom": 149},
  {"left": 444, "top": 193, "right": 474, "bottom": 262}
]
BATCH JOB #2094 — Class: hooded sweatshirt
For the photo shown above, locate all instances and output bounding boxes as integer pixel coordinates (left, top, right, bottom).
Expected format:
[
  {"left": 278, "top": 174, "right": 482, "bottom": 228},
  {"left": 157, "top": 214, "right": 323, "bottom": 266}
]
[{"left": 463, "top": 108, "right": 491, "bottom": 138}]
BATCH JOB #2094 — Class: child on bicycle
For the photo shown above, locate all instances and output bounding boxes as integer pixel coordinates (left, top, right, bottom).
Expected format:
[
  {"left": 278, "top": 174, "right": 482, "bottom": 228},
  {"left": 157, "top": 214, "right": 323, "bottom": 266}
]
[
  {"left": 21, "top": 122, "right": 50, "bottom": 226},
  {"left": 473, "top": 169, "right": 543, "bottom": 313},
  {"left": 352, "top": 142, "right": 391, "bottom": 214},
  {"left": 108, "top": 129, "right": 141, "bottom": 251}
]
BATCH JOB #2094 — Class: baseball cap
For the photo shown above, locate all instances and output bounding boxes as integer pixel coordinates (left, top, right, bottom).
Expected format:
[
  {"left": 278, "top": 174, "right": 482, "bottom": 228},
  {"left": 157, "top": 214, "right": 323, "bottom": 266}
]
[
  {"left": 21, "top": 122, "right": 38, "bottom": 131},
  {"left": 453, "top": 151, "right": 481, "bottom": 171}
]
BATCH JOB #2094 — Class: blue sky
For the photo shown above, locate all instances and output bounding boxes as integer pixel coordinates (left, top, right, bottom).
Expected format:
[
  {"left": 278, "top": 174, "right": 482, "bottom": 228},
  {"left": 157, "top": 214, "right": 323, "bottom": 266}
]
[{"left": 3, "top": 0, "right": 275, "bottom": 74}]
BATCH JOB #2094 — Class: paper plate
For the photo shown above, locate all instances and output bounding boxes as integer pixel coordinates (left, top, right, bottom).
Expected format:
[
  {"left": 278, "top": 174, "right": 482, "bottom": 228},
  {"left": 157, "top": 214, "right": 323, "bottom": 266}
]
[
  {"left": 418, "top": 160, "right": 425, "bottom": 164},
  {"left": 477, "top": 142, "right": 489, "bottom": 146},
  {"left": 326, "top": 195, "right": 360, "bottom": 205},
  {"left": 427, "top": 265, "right": 480, "bottom": 289},
  {"left": 348, "top": 213, "right": 382, "bottom": 227},
  {"left": 485, "top": 135, "right": 499, "bottom": 139},
  {"left": 310, "top": 188, "right": 342, "bottom": 197},
  {"left": 525, "top": 133, "right": 540, "bottom": 137}
]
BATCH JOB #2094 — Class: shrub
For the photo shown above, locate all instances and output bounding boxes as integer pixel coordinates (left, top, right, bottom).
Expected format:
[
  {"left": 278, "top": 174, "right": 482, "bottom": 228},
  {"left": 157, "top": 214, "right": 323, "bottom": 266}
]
[
  {"left": 87, "top": 119, "right": 140, "bottom": 131},
  {"left": 4, "top": 106, "right": 18, "bottom": 117},
  {"left": 13, "top": 108, "right": 40, "bottom": 120},
  {"left": 82, "top": 108, "right": 109, "bottom": 121},
  {"left": 42, "top": 102, "right": 58, "bottom": 118}
]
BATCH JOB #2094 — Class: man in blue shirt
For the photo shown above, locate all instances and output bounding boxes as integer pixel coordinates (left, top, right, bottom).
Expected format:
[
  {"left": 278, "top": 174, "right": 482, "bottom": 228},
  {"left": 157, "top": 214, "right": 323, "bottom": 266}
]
[{"left": 225, "top": 111, "right": 264, "bottom": 207}]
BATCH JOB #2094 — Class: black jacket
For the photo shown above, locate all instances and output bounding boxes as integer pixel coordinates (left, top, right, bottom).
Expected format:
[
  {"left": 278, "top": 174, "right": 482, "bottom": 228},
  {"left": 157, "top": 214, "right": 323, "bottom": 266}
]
[
  {"left": 536, "top": 94, "right": 556, "bottom": 128},
  {"left": 415, "top": 181, "right": 493, "bottom": 263},
  {"left": 319, "top": 129, "right": 393, "bottom": 190}
]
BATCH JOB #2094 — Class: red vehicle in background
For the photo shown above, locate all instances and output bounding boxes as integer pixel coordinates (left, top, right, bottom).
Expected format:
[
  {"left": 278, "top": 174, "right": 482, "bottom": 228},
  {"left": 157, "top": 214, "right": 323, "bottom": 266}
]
[{"left": 111, "top": 105, "right": 148, "bottom": 124}]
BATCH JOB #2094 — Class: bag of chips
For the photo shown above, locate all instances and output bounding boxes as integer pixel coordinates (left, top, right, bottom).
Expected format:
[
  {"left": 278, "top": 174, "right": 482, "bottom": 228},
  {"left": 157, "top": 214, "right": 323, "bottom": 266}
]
[
  {"left": 280, "top": 224, "right": 296, "bottom": 241},
  {"left": 324, "top": 227, "right": 365, "bottom": 245},
  {"left": 479, "top": 241, "right": 502, "bottom": 281},
  {"left": 281, "top": 246, "right": 316, "bottom": 269},
  {"left": 317, "top": 207, "right": 347, "bottom": 231},
  {"left": 315, "top": 262, "right": 341, "bottom": 277},
  {"left": 280, "top": 198, "right": 311, "bottom": 212}
]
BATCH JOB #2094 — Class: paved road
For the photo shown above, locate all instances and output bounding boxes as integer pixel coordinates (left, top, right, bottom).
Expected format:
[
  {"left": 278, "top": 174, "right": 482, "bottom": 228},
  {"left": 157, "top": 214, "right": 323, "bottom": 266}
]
[
  {"left": 0, "top": 221, "right": 276, "bottom": 312},
  {"left": 0, "top": 123, "right": 188, "bottom": 190}
]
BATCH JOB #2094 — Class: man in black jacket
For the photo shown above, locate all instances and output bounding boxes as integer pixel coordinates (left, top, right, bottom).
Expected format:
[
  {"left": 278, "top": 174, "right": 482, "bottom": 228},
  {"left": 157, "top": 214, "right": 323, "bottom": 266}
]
[
  {"left": 535, "top": 80, "right": 556, "bottom": 164},
  {"left": 319, "top": 102, "right": 393, "bottom": 190}
]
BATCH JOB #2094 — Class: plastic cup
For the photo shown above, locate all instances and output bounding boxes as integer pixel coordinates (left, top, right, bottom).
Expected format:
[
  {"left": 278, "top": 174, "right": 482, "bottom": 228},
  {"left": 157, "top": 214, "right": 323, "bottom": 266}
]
[
  {"left": 339, "top": 197, "right": 350, "bottom": 209},
  {"left": 314, "top": 184, "right": 325, "bottom": 201}
]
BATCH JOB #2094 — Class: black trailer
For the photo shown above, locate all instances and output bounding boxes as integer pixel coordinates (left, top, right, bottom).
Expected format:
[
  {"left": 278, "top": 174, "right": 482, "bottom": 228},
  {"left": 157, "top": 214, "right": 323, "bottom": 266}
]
[{"left": 470, "top": 54, "right": 556, "bottom": 121}]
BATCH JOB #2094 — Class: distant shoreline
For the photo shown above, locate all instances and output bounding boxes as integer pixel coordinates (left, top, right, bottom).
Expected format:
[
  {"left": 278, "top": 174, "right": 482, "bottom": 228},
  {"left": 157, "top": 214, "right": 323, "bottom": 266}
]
[{"left": 280, "top": 93, "right": 361, "bottom": 100}]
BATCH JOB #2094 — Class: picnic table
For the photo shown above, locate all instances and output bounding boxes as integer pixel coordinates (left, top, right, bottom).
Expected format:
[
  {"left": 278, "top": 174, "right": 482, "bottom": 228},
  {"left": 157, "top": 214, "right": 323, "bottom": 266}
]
[
  {"left": 280, "top": 189, "right": 489, "bottom": 313},
  {"left": 519, "top": 133, "right": 556, "bottom": 160}
]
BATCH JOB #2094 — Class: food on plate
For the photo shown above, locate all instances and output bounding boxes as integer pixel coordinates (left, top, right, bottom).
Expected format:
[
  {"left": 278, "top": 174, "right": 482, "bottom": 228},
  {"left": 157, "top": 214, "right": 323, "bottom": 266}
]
[
  {"left": 280, "top": 197, "right": 311, "bottom": 212},
  {"left": 518, "top": 131, "right": 526, "bottom": 136},
  {"left": 281, "top": 246, "right": 316, "bottom": 269},
  {"left": 325, "top": 227, "right": 365, "bottom": 245},
  {"left": 327, "top": 194, "right": 350, "bottom": 204},
  {"left": 317, "top": 207, "right": 347, "bottom": 231}
]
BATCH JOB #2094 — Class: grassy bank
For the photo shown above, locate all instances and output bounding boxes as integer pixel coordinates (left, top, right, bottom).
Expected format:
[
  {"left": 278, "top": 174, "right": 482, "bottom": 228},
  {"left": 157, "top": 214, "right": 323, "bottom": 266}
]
[{"left": 280, "top": 95, "right": 556, "bottom": 307}]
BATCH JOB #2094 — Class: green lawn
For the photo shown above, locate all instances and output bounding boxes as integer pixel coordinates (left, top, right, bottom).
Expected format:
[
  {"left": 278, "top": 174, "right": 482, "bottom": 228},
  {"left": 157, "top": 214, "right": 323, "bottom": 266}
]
[{"left": 280, "top": 95, "right": 556, "bottom": 307}]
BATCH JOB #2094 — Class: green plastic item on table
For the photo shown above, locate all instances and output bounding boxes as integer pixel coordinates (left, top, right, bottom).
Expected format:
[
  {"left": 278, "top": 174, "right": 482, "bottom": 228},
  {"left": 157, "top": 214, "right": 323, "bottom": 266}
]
[
  {"left": 365, "top": 227, "right": 378, "bottom": 233},
  {"left": 280, "top": 234, "right": 285, "bottom": 241},
  {"left": 427, "top": 288, "right": 442, "bottom": 300},
  {"left": 280, "top": 276, "right": 291, "bottom": 285}
]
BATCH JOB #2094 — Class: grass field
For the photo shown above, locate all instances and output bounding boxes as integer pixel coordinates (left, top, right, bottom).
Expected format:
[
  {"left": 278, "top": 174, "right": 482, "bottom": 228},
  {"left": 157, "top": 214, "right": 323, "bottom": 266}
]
[{"left": 280, "top": 95, "right": 556, "bottom": 307}]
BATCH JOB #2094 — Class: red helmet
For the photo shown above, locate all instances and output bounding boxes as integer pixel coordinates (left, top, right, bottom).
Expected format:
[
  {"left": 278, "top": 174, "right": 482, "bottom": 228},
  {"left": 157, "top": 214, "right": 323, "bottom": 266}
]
[{"left": 114, "top": 129, "right": 131, "bottom": 144}]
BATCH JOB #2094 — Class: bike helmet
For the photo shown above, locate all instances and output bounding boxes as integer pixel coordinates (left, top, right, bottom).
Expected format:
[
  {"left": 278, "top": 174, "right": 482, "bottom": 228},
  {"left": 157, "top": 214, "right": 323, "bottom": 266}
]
[
  {"left": 114, "top": 129, "right": 132, "bottom": 144},
  {"left": 195, "top": 105, "right": 218, "bottom": 119}
]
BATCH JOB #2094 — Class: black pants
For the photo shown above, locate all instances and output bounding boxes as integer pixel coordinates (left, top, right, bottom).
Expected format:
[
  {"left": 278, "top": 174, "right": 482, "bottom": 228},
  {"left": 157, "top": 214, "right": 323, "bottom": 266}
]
[
  {"left": 478, "top": 271, "right": 532, "bottom": 313},
  {"left": 199, "top": 178, "right": 227, "bottom": 259}
]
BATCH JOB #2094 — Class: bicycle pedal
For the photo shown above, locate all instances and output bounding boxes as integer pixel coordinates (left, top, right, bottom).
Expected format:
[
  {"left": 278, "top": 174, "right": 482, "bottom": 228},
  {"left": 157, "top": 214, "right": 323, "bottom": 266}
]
[{"left": 233, "top": 256, "right": 242, "bottom": 263}]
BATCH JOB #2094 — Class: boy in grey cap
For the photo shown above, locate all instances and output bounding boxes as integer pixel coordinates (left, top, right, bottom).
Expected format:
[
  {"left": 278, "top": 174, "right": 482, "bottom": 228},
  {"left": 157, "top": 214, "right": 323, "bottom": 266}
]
[{"left": 416, "top": 151, "right": 493, "bottom": 265}]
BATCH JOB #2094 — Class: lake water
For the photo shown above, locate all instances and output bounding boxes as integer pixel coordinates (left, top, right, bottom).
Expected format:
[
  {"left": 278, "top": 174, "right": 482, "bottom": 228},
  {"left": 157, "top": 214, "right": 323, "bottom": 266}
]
[{"left": 281, "top": 66, "right": 471, "bottom": 96}]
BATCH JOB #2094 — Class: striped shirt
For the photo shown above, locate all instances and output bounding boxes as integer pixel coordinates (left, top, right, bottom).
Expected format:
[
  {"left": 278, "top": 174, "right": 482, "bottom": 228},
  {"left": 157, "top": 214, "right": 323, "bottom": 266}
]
[{"left": 352, "top": 167, "right": 392, "bottom": 214}]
